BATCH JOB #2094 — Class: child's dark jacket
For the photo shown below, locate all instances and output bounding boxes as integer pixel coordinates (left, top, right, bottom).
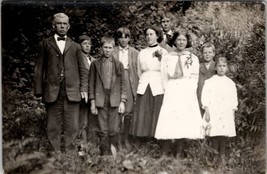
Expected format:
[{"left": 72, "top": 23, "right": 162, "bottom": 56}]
[
  {"left": 89, "top": 56, "right": 127, "bottom": 107},
  {"left": 197, "top": 61, "right": 216, "bottom": 106}
]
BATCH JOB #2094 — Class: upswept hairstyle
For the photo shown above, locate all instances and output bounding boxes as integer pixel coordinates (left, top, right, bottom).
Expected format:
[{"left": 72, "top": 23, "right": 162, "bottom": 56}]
[
  {"left": 144, "top": 25, "right": 163, "bottom": 43},
  {"left": 169, "top": 30, "right": 192, "bottom": 48}
]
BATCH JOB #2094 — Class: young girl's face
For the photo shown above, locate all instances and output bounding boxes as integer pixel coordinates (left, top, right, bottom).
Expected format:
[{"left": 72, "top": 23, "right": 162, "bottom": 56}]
[
  {"left": 203, "top": 47, "right": 215, "bottom": 62},
  {"left": 146, "top": 28, "right": 158, "bottom": 46},
  {"left": 216, "top": 61, "right": 228, "bottom": 76},
  {"left": 175, "top": 34, "right": 187, "bottom": 51}
]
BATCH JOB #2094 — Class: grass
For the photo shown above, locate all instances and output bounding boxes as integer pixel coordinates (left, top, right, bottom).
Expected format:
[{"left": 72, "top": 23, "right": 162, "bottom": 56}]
[{"left": 3, "top": 134, "right": 265, "bottom": 174}]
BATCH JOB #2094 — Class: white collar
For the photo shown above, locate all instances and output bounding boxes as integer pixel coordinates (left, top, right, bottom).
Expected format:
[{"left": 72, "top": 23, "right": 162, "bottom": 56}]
[
  {"left": 54, "top": 34, "right": 67, "bottom": 40},
  {"left": 163, "top": 30, "right": 173, "bottom": 35},
  {"left": 119, "top": 46, "right": 129, "bottom": 51}
]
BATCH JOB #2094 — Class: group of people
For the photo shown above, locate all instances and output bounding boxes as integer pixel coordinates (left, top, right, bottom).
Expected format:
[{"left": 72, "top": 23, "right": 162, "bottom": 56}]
[{"left": 34, "top": 12, "right": 238, "bottom": 162}]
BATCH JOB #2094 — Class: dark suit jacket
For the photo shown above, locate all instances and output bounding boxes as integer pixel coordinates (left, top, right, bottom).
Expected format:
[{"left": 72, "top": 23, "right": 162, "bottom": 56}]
[
  {"left": 197, "top": 61, "right": 216, "bottom": 106},
  {"left": 34, "top": 36, "right": 88, "bottom": 102},
  {"left": 113, "top": 46, "right": 139, "bottom": 97},
  {"left": 81, "top": 53, "right": 96, "bottom": 71},
  {"left": 89, "top": 56, "right": 127, "bottom": 107}
]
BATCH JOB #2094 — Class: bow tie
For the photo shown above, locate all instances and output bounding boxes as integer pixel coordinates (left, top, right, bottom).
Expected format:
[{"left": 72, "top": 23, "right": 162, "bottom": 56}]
[{"left": 57, "top": 36, "right": 66, "bottom": 41}]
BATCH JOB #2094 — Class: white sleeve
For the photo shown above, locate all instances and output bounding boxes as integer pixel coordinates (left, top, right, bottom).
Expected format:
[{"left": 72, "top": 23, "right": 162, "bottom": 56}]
[
  {"left": 161, "top": 55, "right": 169, "bottom": 92},
  {"left": 137, "top": 52, "right": 142, "bottom": 79},
  {"left": 201, "top": 80, "right": 210, "bottom": 108},
  {"left": 231, "top": 82, "right": 238, "bottom": 110},
  {"left": 191, "top": 54, "right": 200, "bottom": 80}
]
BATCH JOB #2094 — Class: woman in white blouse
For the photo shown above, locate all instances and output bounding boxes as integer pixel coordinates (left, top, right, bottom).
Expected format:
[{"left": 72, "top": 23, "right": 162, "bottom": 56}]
[{"left": 130, "top": 26, "right": 168, "bottom": 141}]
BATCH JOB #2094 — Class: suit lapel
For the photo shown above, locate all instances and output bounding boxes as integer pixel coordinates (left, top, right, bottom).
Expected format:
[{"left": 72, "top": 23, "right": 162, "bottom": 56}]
[
  {"left": 47, "top": 37, "right": 61, "bottom": 54},
  {"left": 199, "top": 63, "right": 208, "bottom": 74},
  {"left": 114, "top": 47, "right": 119, "bottom": 60},
  {"left": 94, "top": 58, "right": 104, "bottom": 83},
  {"left": 208, "top": 60, "right": 215, "bottom": 71},
  {"left": 111, "top": 56, "right": 118, "bottom": 88},
  {"left": 128, "top": 47, "right": 133, "bottom": 72},
  {"left": 200, "top": 60, "right": 215, "bottom": 74},
  {"left": 64, "top": 37, "right": 72, "bottom": 54}
]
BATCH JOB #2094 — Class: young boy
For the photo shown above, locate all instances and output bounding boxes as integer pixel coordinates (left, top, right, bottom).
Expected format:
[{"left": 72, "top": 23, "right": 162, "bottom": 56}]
[
  {"left": 197, "top": 42, "right": 216, "bottom": 116},
  {"left": 160, "top": 12, "right": 176, "bottom": 52},
  {"left": 113, "top": 27, "right": 139, "bottom": 148},
  {"left": 78, "top": 35, "right": 95, "bottom": 142},
  {"left": 89, "top": 35, "right": 126, "bottom": 155}
]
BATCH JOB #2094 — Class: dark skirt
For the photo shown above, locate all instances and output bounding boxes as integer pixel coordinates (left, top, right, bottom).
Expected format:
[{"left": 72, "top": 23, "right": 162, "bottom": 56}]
[{"left": 129, "top": 85, "right": 163, "bottom": 137}]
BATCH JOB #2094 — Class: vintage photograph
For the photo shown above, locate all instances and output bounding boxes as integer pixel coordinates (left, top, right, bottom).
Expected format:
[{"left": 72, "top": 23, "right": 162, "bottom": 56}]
[{"left": 2, "top": 1, "right": 265, "bottom": 173}]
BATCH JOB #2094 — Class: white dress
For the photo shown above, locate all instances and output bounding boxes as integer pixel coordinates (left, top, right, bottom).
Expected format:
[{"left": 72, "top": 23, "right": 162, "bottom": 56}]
[
  {"left": 201, "top": 75, "right": 238, "bottom": 137},
  {"left": 155, "top": 51, "right": 204, "bottom": 139}
]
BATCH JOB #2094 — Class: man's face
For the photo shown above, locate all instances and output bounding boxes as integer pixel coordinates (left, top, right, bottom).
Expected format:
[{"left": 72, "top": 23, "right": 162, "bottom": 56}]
[
  {"left": 118, "top": 34, "right": 130, "bottom": 48},
  {"left": 102, "top": 42, "right": 114, "bottom": 58},
  {"left": 161, "top": 17, "right": 172, "bottom": 32},
  {"left": 81, "top": 40, "right": 91, "bottom": 54},
  {"left": 53, "top": 17, "right": 70, "bottom": 36}
]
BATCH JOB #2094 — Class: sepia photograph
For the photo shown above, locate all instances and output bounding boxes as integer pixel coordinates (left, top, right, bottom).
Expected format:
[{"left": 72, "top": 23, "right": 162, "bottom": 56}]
[{"left": 1, "top": 0, "right": 265, "bottom": 173}]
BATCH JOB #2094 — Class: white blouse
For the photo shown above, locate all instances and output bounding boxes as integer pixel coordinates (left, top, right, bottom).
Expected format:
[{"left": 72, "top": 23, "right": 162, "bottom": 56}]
[{"left": 137, "top": 45, "right": 168, "bottom": 96}]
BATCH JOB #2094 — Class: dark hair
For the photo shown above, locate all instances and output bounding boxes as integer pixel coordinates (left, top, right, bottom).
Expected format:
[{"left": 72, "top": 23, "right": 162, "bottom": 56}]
[
  {"left": 116, "top": 27, "right": 131, "bottom": 39},
  {"left": 144, "top": 26, "right": 163, "bottom": 43},
  {"left": 169, "top": 30, "right": 192, "bottom": 48},
  {"left": 78, "top": 35, "right": 91, "bottom": 44},
  {"left": 160, "top": 12, "right": 174, "bottom": 21}
]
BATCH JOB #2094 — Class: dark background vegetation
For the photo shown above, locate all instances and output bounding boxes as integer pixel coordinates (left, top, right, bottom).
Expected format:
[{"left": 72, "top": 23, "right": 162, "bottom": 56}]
[{"left": 2, "top": 1, "right": 265, "bottom": 173}]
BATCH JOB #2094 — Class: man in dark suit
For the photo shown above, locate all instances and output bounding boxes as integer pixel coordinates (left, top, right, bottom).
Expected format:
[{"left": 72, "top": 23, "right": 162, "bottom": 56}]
[
  {"left": 34, "top": 13, "right": 88, "bottom": 152},
  {"left": 160, "top": 12, "right": 176, "bottom": 53}
]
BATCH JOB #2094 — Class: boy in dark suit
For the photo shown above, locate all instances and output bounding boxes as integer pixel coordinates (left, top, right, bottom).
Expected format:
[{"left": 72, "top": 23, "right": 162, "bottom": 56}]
[
  {"left": 113, "top": 27, "right": 139, "bottom": 148},
  {"left": 89, "top": 35, "right": 126, "bottom": 155},
  {"left": 34, "top": 13, "right": 88, "bottom": 152},
  {"left": 78, "top": 35, "right": 96, "bottom": 142},
  {"left": 197, "top": 42, "right": 216, "bottom": 116}
]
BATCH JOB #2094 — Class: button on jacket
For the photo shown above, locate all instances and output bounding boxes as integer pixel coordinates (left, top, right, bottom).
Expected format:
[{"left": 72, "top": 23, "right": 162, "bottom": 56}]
[{"left": 34, "top": 36, "right": 88, "bottom": 102}]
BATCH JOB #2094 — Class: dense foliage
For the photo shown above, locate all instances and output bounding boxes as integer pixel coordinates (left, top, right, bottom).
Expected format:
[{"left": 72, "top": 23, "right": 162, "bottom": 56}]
[{"left": 2, "top": 1, "right": 265, "bottom": 173}]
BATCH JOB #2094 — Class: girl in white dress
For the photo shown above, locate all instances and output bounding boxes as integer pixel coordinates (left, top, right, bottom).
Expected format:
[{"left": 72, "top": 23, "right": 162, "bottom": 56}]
[
  {"left": 201, "top": 57, "right": 238, "bottom": 161},
  {"left": 155, "top": 30, "right": 203, "bottom": 157}
]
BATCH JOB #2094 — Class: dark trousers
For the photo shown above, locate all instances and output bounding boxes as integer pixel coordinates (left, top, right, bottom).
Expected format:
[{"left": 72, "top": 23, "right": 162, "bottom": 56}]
[
  {"left": 79, "top": 101, "right": 89, "bottom": 141},
  {"left": 46, "top": 81, "right": 79, "bottom": 151},
  {"left": 120, "top": 69, "right": 134, "bottom": 145},
  {"left": 96, "top": 90, "right": 120, "bottom": 154},
  {"left": 210, "top": 136, "right": 226, "bottom": 156}
]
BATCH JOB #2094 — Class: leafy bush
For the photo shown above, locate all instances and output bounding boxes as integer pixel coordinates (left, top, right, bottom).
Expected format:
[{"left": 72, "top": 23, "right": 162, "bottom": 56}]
[
  {"left": 2, "top": 1, "right": 265, "bottom": 173},
  {"left": 2, "top": 86, "right": 46, "bottom": 140}
]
